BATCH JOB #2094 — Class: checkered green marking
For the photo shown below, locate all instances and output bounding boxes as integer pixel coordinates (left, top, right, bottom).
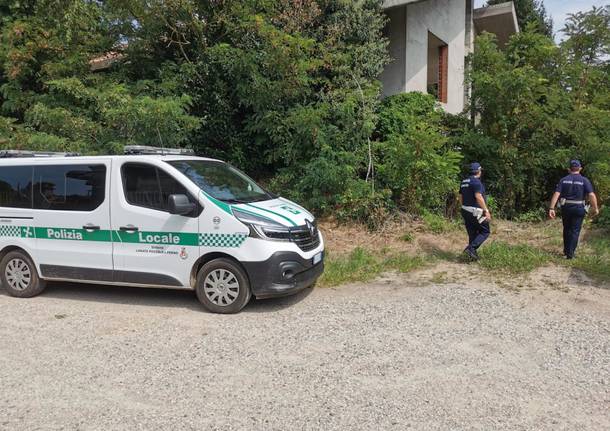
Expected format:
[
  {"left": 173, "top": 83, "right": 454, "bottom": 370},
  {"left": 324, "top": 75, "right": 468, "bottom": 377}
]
[
  {"left": 0, "top": 225, "right": 22, "bottom": 238},
  {"left": 0, "top": 224, "right": 248, "bottom": 249},
  {"left": 199, "top": 233, "right": 247, "bottom": 248}
]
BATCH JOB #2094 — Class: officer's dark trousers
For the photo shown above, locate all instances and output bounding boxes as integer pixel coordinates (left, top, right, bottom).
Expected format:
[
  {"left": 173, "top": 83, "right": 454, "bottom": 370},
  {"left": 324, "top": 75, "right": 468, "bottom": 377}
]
[
  {"left": 461, "top": 209, "right": 490, "bottom": 251},
  {"left": 561, "top": 205, "right": 586, "bottom": 258}
]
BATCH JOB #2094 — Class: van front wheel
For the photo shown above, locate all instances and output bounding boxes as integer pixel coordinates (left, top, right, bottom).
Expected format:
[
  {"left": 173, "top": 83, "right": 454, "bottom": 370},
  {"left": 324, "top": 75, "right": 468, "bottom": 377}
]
[
  {"left": 196, "top": 258, "right": 251, "bottom": 314},
  {"left": 0, "top": 251, "right": 46, "bottom": 298}
]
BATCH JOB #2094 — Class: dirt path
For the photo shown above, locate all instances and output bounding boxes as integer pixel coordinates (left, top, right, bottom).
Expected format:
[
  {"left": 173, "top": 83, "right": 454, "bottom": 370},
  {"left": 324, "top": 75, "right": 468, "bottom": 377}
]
[{"left": 1, "top": 266, "right": 609, "bottom": 430}]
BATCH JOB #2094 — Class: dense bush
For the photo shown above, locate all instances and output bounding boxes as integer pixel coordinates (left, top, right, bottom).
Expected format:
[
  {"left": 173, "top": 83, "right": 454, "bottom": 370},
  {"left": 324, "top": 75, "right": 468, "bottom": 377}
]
[{"left": 375, "top": 93, "right": 462, "bottom": 214}]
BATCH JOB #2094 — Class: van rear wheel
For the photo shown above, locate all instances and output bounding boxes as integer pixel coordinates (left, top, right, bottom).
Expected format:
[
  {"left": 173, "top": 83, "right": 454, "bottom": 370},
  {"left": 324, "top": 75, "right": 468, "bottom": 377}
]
[
  {"left": 0, "top": 251, "right": 46, "bottom": 298},
  {"left": 196, "top": 258, "right": 251, "bottom": 314}
]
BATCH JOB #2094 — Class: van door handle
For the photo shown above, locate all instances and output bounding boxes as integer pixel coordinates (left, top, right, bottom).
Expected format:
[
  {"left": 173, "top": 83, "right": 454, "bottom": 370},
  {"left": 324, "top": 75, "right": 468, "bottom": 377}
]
[
  {"left": 83, "top": 224, "right": 100, "bottom": 232},
  {"left": 119, "top": 225, "right": 139, "bottom": 233}
]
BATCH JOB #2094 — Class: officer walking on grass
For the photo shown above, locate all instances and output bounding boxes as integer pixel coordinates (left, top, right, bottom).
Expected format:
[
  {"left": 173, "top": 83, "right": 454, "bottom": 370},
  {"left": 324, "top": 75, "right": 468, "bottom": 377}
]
[
  {"left": 459, "top": 162, "right": 492, "bottom": 260},
  {"left": 548, "top": 160, "right": 599, "bottom": 259}
]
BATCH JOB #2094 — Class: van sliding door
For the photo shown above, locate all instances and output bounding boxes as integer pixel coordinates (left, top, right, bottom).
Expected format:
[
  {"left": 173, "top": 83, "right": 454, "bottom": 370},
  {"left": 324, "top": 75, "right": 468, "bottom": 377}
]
[{"left": 31, "top": 160, "right": 114, "bottom": 281}]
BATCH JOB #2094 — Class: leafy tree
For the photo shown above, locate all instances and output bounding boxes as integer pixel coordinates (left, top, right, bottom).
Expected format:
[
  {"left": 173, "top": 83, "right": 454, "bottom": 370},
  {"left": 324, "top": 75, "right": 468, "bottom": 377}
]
[
  {"left": 465, "top": 6, "right": 609, "bottom": 217},
  {"left": 0, "top": 0, "right": 200, "bottom": 153},
  {"left": 487, "top": 0, "right": 553, "bottom": 37},
  {"left": 561, "top": 6, "right": 610, "bottom": 108},
  {"left": 0, "top": 0, "right": 389, "bottom": 219},
  {"left": 561, "top": 6, "right": 610, "bottom": 212}
]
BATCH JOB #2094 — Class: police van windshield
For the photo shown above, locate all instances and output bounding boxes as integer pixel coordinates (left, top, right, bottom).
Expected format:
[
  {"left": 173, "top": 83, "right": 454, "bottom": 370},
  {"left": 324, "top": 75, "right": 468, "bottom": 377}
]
[{"left": 167, "top": 160, "right": 273, "bottom": 204}]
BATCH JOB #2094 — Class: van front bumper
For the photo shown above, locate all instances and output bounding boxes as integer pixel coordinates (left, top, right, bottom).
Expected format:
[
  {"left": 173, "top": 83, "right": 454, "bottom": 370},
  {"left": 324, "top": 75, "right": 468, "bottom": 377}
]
[{"left": 242, "top": 251, "right": 324, "bottom": 299}]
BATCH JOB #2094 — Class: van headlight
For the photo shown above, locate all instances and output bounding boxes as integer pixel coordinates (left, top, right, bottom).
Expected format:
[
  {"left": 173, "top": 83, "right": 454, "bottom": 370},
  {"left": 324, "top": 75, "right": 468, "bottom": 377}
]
[{"left": 233, "top": 209, "right": 291, "bottom": 241}]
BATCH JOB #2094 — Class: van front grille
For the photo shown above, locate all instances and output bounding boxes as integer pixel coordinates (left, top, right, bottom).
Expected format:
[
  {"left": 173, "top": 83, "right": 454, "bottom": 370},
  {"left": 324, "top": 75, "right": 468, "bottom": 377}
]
[{"left": 289, "top": 223, "right": 320, "bottom": 252}]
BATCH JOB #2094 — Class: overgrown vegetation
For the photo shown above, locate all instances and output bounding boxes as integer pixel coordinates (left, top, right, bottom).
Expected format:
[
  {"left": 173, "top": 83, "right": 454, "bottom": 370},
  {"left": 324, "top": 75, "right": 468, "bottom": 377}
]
[{"left": 0, "top": 1, "right": 608, "bottom": 226}]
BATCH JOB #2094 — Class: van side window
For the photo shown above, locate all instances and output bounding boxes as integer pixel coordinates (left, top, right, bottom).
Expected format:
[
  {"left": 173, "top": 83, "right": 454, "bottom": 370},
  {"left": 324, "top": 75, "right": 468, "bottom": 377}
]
[
  {"left": 122, "top": 163, "right": 199, "bottom": 215},
  {"left": 33, "top": 165, "right": 106, "bottom": 211},
  {"left": 0, "top": 166, "right": 33, "bottom": 208}
]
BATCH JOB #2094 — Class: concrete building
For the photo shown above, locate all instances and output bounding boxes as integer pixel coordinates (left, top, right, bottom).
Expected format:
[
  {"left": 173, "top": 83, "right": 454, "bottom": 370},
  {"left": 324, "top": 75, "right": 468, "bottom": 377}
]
[{"left": 380, "top": 0, "right": 519, "bottom": 114}]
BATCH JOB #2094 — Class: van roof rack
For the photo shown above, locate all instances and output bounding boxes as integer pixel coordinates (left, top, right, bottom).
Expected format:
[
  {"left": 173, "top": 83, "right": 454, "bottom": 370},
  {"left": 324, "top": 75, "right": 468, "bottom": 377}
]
[
  {"left": 0, "top": 150, "right": 80, "bottom": 158},
  {"left": 124, "top": 145, "right": 195, "bottom": 156}
]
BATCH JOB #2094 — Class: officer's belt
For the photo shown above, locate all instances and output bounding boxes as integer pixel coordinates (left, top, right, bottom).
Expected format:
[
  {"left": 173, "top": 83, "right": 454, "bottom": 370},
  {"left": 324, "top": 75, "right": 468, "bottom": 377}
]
[{"left": 462, "top": 206, "right": 486, "bottom": 224}]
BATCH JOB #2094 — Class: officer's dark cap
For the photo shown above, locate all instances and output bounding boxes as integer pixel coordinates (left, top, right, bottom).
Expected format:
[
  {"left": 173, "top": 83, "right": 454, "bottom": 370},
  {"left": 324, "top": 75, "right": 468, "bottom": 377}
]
[{"left": 570, "top": 160, "right": 582, "bottom": 168}]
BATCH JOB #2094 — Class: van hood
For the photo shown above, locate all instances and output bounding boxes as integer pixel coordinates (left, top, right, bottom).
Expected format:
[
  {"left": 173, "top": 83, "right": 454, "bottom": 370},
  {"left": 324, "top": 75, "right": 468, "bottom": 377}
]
[{"left": 232, "top": 198, "right": 314, "bottom": 227}]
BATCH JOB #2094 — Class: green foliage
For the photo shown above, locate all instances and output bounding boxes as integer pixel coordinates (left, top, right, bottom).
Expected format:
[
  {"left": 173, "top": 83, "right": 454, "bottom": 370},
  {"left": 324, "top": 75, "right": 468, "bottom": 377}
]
[
  {"left": 375, "top": 93, "right": 462, "bottom": 214},
  {"left": 465, "top": 8, "right": 610, "bottom": 218},
  {"left": 0, "top": 1, "right": 200, "bottom": 153},
  {"left": 336, "top": 181, "right": 393, "bottom": 230},
  {"left": 514, "top": 208, "right": 547, "bottom": 223},
  {"left": 0, "top": 1, "right": 607, "bottom": 229},
  {"left": 595, "top": 206, "right": 610, "bottom": 227}
]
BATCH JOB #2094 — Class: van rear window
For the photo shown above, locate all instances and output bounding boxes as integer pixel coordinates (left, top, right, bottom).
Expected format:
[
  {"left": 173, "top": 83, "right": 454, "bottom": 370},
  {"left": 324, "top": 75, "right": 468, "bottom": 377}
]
[
  {"left": 32, "top": 164, "right": 106, "bottom": 211},
  {"left": 0, "top": 166, "right": 33, "bottom": 208}
]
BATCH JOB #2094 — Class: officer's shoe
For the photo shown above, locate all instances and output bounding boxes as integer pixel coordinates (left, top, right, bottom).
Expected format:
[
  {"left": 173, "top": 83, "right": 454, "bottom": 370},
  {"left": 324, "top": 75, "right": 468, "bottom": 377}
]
[{"left": 463, "top": 247, "right": 479, "bottom": 261}]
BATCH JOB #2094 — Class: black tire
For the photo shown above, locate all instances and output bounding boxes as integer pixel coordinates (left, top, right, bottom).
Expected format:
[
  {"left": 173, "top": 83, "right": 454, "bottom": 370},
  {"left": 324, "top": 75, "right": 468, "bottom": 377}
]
[
  {"left": 0, "top": 250, "right": 46, "bottom": 298},
  {"left": 195, "top": 258, "right": 251, "bottom": 314}
]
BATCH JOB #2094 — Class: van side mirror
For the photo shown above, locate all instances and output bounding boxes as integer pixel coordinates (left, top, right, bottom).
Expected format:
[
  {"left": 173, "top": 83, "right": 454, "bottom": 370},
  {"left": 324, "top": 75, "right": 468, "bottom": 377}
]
[{"left": 168, "top": 194, "right": 196, "bottom": 216}]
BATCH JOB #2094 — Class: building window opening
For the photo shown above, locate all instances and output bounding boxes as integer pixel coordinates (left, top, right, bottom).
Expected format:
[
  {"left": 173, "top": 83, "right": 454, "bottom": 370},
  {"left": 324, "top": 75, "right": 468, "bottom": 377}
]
[{"left": 427, "top": 32, "right": 448, "bottom": 104}]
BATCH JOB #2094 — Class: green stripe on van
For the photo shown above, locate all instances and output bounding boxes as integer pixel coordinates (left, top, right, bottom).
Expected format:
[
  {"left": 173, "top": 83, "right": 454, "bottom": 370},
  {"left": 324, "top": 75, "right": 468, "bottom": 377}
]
[
  {"left": 37, "top": 227, "right": 112, "bottom": 242},
  {"left": 0, "top": 225, "right": 247, "bottom": 248},
  {"left": 244, "top": 203, "right": 297, "bottom": 227},
  {"left": 201, "top": 192, "right": 233, "bottom": 215}
]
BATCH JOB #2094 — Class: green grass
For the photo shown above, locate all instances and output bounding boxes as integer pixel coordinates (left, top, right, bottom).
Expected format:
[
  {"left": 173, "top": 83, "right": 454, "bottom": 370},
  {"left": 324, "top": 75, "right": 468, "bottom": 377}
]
[
  {"left": 319, "top": 247, "right": 428, "bottom": 287},
  {"left": 384, "top": 254, "right": 428, "bottom": 273},
  {"left": 477, "top": 241, "right": 552, "bottom": 273},
  {"left": 318, "top": 227, "right": 609, "bottom": 288},
  {"left": 569, "top": 233, "right": 610, "bottom": 283},
  {"left": 468, "top": 232, "right": 608, "bottom": 282}
]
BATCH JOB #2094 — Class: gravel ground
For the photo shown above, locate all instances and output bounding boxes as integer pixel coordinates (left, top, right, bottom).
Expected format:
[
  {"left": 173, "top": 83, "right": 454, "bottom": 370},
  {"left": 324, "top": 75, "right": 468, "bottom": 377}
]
[{"left": 1, "top": 265, "right": 609, "bottom": 431}]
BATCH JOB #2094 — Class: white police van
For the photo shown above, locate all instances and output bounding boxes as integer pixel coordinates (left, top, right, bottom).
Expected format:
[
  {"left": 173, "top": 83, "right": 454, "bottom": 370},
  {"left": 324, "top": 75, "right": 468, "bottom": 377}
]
[{"left": 0, "top": 147, "right": 324, "bottom": 313}]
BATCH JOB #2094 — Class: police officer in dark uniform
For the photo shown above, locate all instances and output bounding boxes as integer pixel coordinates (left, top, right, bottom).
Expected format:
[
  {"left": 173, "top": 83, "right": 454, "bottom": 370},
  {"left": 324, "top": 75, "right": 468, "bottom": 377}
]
[
  {"left": 459, "top": 162, "right": 491, "bottom": 260},
  {"left": 549, "top": 160, "right": 599, "bottom": 259}
]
